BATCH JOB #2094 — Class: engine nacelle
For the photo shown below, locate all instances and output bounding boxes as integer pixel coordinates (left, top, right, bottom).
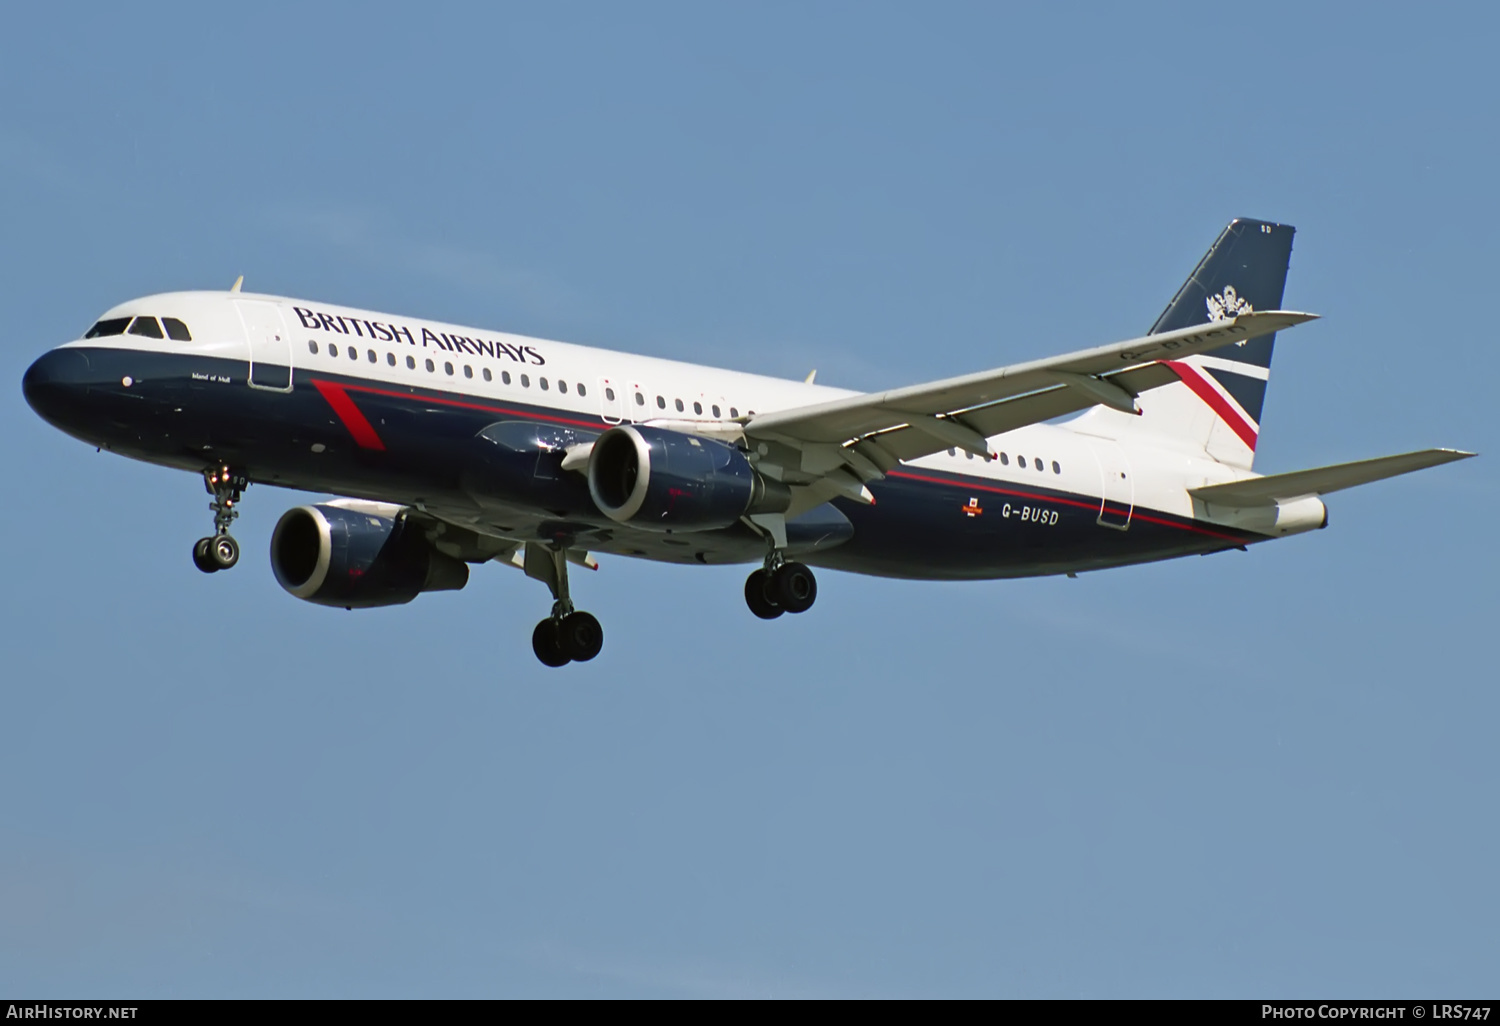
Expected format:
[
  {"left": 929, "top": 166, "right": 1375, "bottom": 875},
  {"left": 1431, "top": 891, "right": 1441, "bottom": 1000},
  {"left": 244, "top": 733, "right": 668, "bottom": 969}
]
[
  {"left": 587, "top": 425, "right": 789, "bottom": 531},
  {"left": 270, "top": 504, "right": 470, "bottom": 608}
]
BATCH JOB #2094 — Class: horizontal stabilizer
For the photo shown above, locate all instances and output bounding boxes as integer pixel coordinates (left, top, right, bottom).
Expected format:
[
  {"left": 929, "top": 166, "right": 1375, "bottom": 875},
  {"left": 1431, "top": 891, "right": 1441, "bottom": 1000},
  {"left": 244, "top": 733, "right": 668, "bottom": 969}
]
[{"left": 1189, "top": 448, "right": 1475, "bottom": 506}]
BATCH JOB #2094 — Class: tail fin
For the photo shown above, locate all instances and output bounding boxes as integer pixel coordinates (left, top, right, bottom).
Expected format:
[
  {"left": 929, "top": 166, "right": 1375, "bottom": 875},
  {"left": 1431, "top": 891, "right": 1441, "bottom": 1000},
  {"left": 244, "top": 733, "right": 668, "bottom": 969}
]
[{"left": 1074, "top": 218, "right": 1295, "bottom": 470}]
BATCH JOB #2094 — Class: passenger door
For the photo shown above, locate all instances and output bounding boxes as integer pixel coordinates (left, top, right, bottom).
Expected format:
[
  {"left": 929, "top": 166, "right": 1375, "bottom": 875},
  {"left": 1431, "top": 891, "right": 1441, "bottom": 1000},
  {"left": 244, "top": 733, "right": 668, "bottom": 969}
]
[
  {"left": 1088, "top": 439, "right": 1135, "bottom": 530},
  {"left": 236, "top": 300, "right": 292, "bottom": 391}
]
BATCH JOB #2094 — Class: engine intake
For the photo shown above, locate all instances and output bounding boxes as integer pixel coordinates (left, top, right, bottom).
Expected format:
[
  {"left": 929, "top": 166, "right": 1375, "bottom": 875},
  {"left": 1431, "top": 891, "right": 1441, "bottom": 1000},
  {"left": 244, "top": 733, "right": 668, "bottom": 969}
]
[
  {"left": 270, "top": 504, "right": 469, "bottom": 608},
  {"left": 587, "top": 425, "right": 789, "bottom": 531}
]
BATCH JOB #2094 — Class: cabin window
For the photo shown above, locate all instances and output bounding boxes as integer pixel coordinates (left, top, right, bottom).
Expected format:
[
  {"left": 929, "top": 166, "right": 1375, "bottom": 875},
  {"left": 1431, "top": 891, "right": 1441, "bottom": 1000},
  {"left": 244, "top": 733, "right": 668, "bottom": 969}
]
[
  {"left": 1037, "top": 459, "right": 1046, "bottom": 473},
  {"left": 540, "top": 377, "right": 549, "bottom": 391},
  {"left": 656, "top": 395, "right": 666, "bottom": 409},
  {"left": 1052, "top": 461, "right": 1061, "bottom": 474},
  {"left": 729, "top": 407, "right": 738, "bottom": 418},
  {"left": 162, "top": 317, "right": 192, "bottom": 342},
  {"left": 635, "top": 392, "right": 645, "bottom": 406},
  {"left": 521, "top": 374, "right": 530, "bottom": 388},
  {"left": 483, "top": 368, "right": 492, "bottom": 382},
  {"left": 712, "top": 405, "right": 721, "bottom": 418},
  {"left": 367, "top": 350, "right": 376, "bottom": 363},
  {"left": 84, "top": 318, "right": 131, "bottom": 338},
  {"left": 966, "top": 450, "right": 974, "bottom": 460},
  {"left": 425, "top": 358, "right": 435, "bottom": 372},
  {"left": 948, "top": 448, "right": 956, "bottom": 457},
  {"left": 674, "top": 398, "right": 684, "bottom": 412},
  {"left": 406, "top": 355, "right": 416, "bottom": 369},
  {"left": 443, "top": 362, "right": 453, "bottom": 375},
  {"left": 605, "top": 387, "right": 616, "bottom": 401},
  {"left": 502, "top": 371, "right": 512, "bottom": 385},
  {"left": 577, "top": 383, "right": 586, "bottom": 397},
  {"left": 387, "top": 352, "right": 396, "bottom": 366},
  {"left": 464, "top": 365, "right": 473, "bottom": 378},
  {"left": 693, "top": 401, "right": 702, "bottom": 415},
  {"left": 127, "top": 317, "right": 164, "bottom": 339},
  {"left": 558, "top": 380, "right": 568, "bottom": 394},
  {"left": 308, "top": 341, "right": 319, "bottom": 354}
]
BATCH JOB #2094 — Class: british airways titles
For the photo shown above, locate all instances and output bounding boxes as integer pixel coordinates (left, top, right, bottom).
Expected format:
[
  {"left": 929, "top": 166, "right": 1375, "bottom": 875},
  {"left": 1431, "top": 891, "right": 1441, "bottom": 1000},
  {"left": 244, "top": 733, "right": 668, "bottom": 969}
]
[{"left": 292, "top": 307, "right": 546, "bottom": 366}]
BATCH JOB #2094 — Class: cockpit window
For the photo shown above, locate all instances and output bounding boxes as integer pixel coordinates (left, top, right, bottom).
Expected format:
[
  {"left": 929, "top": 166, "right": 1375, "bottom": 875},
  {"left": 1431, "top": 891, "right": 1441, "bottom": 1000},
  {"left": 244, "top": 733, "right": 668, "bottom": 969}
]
[
  {"left": 127, "top": 316, "right": 164, "bottom": 339},
  {"left": 84, "top": 318, "right": 131, "bottom": 338},
  {"left": 162, "top": 317, "right": 192, "bottom": 341}
]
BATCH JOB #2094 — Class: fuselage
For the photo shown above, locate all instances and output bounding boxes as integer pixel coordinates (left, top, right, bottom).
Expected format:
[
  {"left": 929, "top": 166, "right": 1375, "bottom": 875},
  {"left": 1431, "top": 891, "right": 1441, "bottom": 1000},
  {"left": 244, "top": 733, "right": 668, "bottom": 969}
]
[{"left": 22, "top": 290, "right": 1313, "bottom": 580}]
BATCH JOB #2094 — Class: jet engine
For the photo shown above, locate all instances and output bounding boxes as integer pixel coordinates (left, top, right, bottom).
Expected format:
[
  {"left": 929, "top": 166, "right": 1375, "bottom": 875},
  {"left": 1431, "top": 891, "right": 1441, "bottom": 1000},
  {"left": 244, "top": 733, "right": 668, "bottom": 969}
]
[
  {"left": 586, "top": 425, "right": 789, "bottom": 531},
  {"left": 270, "top": 503, "right": 470, "bottom": 608}
]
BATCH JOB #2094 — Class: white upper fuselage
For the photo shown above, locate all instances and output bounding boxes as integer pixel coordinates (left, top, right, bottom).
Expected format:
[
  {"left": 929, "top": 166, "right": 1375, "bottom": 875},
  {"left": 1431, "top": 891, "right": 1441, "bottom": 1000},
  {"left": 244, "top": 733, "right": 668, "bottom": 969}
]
[{"left": 69, "top": 289, "right": 1287, "bottom": 530}]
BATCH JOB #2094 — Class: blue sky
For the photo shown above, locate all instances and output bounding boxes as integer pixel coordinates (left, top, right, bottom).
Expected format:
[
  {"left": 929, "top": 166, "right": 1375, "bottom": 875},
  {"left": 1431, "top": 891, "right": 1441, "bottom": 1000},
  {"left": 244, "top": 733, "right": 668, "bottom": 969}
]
[{"left": 1, "top": 2, "right": 1495, "bottom": 997}]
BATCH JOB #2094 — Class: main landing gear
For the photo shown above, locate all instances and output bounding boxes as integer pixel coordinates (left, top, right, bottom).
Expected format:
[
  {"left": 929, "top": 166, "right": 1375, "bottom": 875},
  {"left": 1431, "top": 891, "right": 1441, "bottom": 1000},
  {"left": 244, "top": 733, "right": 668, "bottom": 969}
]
[
  {"left": 192, "top": 464, "right": 247, "bottom": 574},
  {"left": 533, "top": 610, "right": 604, "bottom": 668},
  {"left": 524, "top": 545, "right": 604, "bottom": 667},
  {"left": 744, "top": 550, "right": 818, "bottom": 620}
]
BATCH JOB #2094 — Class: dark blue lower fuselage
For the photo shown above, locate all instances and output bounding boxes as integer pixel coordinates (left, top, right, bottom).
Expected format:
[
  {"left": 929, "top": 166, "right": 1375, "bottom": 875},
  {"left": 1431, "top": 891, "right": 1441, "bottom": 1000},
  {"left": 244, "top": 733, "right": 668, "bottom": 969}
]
[{"left": 23, "top": 346, "right": 1261, "bottom": 579}]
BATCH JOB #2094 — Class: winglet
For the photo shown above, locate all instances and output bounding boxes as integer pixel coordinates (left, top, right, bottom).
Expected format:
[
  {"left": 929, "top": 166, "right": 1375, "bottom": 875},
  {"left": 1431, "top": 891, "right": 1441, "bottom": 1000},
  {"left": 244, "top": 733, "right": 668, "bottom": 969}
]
[{"left": 230, "top": 275, "right": 244, "bottom": 293}]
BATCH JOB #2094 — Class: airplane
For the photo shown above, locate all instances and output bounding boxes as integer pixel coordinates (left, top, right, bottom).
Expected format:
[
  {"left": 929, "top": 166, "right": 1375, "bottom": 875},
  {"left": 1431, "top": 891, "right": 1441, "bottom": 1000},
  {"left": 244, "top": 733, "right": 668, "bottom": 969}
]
[{"left": 21, "top": 218, "right": 1474, "bottom": 667}]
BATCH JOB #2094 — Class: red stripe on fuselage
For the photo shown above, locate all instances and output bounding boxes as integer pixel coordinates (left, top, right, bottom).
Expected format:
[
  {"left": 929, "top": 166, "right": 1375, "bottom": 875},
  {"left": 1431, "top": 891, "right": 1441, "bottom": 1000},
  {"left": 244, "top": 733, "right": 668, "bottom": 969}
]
[
  {"left": 1163, "top": 360, "right": 1259, "bottom": 450},
  {"left": 311, "top": 379, "right": 387, "bottom": 451},
  {"left": 322, "top": 379, "right": 606, "bottom": 431}
]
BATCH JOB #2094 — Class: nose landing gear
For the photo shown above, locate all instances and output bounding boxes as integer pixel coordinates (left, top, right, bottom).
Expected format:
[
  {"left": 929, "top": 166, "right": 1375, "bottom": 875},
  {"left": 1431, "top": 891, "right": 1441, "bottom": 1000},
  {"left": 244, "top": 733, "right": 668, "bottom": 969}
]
[
  {"left": 193, "top": 534, "right": 240, "bottom": 573},
  {"left": 192, "top": 464, "right": 247, "bottom": 574}
]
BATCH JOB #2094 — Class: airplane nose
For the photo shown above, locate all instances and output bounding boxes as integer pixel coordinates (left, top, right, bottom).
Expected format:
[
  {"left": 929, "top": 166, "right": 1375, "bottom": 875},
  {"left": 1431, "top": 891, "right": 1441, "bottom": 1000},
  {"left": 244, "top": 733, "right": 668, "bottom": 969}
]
[{"left": 22, "top": 348, "right": 92, "bottom": 427}]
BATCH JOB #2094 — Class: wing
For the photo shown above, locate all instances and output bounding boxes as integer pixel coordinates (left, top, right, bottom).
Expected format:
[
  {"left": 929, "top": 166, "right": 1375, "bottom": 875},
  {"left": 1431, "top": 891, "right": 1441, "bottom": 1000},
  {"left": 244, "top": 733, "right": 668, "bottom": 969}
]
[{"left": 743, "top": 310, "right": 1317, "bottom": 497}]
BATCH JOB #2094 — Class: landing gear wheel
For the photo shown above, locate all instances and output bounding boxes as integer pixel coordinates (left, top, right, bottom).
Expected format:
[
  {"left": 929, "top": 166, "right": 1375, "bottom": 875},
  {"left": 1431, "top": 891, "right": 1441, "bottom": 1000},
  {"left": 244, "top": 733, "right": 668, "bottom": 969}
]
[
  {"left": 773, "top": 561, "right": 817, "bottom": 614},
  {"left": 744, "top": 569, "right": 784, "bottom": 620},
  {"left": 559, "top": 611, "right": 604, "bottom": 662},
  {"left": 532, "top": 618, "right": 571, "bottom": 667},
  {"left": 192, "top": 538, "right": 219, "bottom": 574},
  {"left": 209, "top": 534, "right": 240, "bottom": 570}
]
